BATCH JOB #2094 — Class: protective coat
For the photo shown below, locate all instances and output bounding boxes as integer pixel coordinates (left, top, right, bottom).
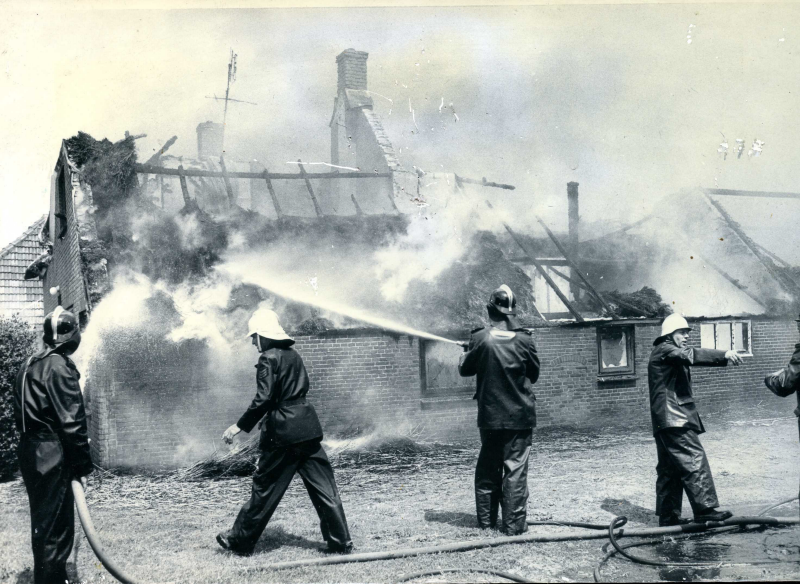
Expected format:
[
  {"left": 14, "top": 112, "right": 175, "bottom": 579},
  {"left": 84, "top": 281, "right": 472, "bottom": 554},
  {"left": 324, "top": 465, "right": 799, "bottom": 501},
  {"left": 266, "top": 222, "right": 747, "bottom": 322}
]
[
  {"left": 237, "top": 346, "right": 323, "bottom": 448},
  {"left": 648, "top": 338, "right": 728, "bottom": 435},
  {"left": 459, "top": 325, "right": 540, "bottom": 536},
  {"left": 13, "top": 345, "right": 92, "bottom": 584},
  {"left": 228, "top": 344, "right": 351, "bottom": 553},
  {"left": 764, "top": 342, "right": 800, "bottom": 433},
  {"left": 459, "top": 327, "right": 540, "bottom": 429}
]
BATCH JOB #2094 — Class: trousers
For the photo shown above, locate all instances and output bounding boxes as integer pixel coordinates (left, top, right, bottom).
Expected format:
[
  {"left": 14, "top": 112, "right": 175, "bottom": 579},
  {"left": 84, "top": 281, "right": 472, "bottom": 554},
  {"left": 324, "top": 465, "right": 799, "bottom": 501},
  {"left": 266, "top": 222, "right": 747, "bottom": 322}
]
[
  {"left": 18, "top": 435, "right": 75, "bottom": 584},
  {"left": 229, "top": 438, "right": 351, "bottom": 550},
  {"left": 655, "top": 427, "right": 720, "bottom": 519},
  {"left": 475, "top": 429, "right": 532, "bottom": 535}
]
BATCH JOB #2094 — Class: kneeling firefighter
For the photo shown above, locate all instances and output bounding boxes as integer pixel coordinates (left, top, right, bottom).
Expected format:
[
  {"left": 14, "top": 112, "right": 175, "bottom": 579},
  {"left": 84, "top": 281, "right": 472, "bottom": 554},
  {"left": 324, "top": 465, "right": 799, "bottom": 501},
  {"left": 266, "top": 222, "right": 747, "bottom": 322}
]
[
  {"left": 458, "top": 285, "right": 540, "bottom": 535},
  {"left": 648, "top": 314, "right": 742, "bottom": 526},
  {"left": 13, "top": 307, "right": 93, "bottom": 584},
  {"left": 217, "top": 308, "right": 353, "bottom": 555}
]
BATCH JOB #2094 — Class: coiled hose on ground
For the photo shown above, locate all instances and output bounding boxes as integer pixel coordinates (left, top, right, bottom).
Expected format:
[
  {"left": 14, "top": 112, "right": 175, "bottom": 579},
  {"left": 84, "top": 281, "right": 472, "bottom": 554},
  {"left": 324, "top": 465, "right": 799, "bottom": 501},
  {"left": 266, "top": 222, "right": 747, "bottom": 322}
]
[
  {"left": 71, "top": 477, "right": 799, "bottom": 584},
  {"left": 593, "top": 497, "right": 800, "bottom": 582}
]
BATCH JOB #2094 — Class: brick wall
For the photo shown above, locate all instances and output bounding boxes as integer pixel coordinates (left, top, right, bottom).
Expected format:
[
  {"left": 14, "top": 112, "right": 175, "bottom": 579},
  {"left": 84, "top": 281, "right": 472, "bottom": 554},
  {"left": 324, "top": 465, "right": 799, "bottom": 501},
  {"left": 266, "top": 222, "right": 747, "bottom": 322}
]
[{"left": 86, "top": 319, "right": 799, "bottom": 469}]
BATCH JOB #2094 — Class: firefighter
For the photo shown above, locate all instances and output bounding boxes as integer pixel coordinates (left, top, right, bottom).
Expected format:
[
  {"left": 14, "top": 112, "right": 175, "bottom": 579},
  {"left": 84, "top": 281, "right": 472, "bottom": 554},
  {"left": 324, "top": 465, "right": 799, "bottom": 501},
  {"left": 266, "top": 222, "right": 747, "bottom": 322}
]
[
  {"left": 216, "top": 308, "right": 353, "bottom": 555},
  {"left": 458, "top": 285, "right": 540, "bottom": 535},
  {"left": 13, "top": 306, "right": 93, "bottom": 584},
  {"left": 763, "top": 314, "right": 800, "bottom": 510},
  {"left": 648, "top": 313, "right": 742, "bottom": 526}
]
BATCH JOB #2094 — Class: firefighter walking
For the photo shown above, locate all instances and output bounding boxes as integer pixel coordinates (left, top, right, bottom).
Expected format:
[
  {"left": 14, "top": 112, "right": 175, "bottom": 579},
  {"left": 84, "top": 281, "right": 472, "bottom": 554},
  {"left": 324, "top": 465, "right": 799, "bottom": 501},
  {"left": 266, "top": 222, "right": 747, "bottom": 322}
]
[
  {"left": 13, "top": 307, "right": 93, "bottom": 584},
  {"left": 217, "top": 308, "right": 353, "bottom": 555},
  {"left": 458, "top": 285, "right": 540, "bottom": 535},
  {"left": 648, "top": 313, "right": 742, "bottom": 526}
]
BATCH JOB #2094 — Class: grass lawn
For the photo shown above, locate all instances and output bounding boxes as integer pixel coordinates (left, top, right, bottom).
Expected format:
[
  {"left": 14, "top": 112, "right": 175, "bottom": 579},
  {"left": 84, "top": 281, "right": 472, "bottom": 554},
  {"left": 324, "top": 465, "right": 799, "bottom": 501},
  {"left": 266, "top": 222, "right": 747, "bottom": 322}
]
[{"left": 2, "top": 405, "right": 799, "bottom": 583}]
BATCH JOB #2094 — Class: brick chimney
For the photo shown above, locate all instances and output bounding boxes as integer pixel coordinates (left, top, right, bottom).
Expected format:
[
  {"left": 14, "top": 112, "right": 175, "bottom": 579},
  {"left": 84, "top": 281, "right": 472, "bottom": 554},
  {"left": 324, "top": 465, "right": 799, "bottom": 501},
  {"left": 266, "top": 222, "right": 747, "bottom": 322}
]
[
  {"left": 196, "top": 121, "right": 224, "bottom": 160},
  {"left": 567, "top": 181, "right": 580, "bottom": 299},
  {"left": 336, "top": 49, "right": 369, "bottom": 92}
]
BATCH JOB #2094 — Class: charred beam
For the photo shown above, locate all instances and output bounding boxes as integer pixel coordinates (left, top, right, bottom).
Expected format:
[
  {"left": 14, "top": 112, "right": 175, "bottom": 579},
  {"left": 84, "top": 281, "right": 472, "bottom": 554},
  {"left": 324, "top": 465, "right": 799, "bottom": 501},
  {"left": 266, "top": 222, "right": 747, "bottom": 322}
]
[
  {"left": 298, "top": 160, "right": 323, "bottom": 217},
  {"left": 134, "top": 163, "right": 391, "bottom": 180},
  {"left": 536, "top": 216, "right": 615, "bottom": 316},
  {"left": 143, "top": 136, "right": 178, "bottom": 166},
  {"left": 548, "top": 266, "right": 649, "bottom": 317},
  {"left": 486, "top": 200, "right": 584, "bottom": 322},
  {"left": 177, "top": 165, "right": 191, "bottom": 205},
  {"left": 454, "top": 174, "right": 515, "bottom": 190},
  {"left": 351, "top": 194, "right": 364, "bottom": 216},
  {"left": 219, "top": 155, "right": 236, "bottom": 207},
  {"left": 262, "top": 168, "right": 282, "bottom": 219},
  {"left": 705, "top": 188, "right": 800, "bottom": 200}
]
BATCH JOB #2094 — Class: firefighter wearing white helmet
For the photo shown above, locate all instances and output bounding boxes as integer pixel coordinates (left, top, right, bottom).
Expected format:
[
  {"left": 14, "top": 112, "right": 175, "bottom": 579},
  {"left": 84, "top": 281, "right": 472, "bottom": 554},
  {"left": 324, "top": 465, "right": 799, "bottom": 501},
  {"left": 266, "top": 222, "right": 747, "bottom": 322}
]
[
  {"left": 648, "top": 312, "right": 742, "bottom": 526},
  {"left": 217, "top": 308, "right": 353, "bottom": 555}
]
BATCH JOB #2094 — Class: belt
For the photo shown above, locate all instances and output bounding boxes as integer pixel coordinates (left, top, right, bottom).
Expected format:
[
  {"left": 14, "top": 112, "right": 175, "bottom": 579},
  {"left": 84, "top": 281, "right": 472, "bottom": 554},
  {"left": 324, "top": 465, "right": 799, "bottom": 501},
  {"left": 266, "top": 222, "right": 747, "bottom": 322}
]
[{"left": 22, "top": 429, "right": 58, "bottom": 440}]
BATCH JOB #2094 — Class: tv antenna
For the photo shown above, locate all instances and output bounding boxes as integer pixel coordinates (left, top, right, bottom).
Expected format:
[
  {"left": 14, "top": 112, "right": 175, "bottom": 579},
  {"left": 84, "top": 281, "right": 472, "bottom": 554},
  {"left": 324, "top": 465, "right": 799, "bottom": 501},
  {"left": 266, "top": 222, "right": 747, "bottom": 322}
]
[{"left": 205, "top": 49, "right": 257, "bottom": 150}]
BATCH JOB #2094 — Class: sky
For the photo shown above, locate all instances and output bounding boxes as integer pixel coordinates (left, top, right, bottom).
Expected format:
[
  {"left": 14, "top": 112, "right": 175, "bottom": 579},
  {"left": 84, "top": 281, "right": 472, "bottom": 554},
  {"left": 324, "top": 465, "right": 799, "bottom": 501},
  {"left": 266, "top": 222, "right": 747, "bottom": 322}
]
[{"left": 1, "top": 2, "right": 799, "bottom": 252}]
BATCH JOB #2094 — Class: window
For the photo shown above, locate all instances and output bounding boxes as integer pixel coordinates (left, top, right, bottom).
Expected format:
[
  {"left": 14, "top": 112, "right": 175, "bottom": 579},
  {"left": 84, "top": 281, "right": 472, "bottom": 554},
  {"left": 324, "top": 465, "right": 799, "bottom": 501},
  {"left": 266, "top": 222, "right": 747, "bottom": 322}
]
[
  {"left": 597, "top": 325, "right": 635, "bottom": 376},
  {"left": 699, "top": 321, "right": 751, "bottom": 355},
  {"left": 420, "top": 340, "right": 475, "bottom": 396}
]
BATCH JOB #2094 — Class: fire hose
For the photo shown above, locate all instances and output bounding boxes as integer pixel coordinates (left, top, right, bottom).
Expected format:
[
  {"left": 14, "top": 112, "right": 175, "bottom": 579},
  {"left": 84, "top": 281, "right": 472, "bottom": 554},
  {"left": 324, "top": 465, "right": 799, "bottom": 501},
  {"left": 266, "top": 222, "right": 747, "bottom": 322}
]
[
  {"left": 71, "top": 480, "right": 141, "bottom": 584},
  {"left": 593, "top": 496, "right": 800, "bottom": 582},
  {"left": 69, "top": 477, "right": 798, "bottom": 584}
]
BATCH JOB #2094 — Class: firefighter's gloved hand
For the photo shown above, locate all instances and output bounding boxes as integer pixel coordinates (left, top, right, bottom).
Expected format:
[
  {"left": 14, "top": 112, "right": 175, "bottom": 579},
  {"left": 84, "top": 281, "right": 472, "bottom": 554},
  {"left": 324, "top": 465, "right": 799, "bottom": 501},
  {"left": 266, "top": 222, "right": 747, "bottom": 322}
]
[
  {"left": 725, "top": 350, "right": 743, "bottom": 365},
  {"left": 223, "top": 424, "right": 242, "bottom": 444},
  {"left": 79, "top": 475, "right": 90, "bottom": 494},
  {"left": 457, "top": 341, "right": 469, "bottom": 352}
]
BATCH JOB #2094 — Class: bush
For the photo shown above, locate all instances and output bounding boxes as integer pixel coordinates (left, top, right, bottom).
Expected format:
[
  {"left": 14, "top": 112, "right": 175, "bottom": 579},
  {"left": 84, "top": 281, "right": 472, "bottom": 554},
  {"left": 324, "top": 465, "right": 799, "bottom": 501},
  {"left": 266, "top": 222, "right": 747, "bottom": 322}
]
[{"left": 0, "top": 315, "right": 37, "bottom": 480}]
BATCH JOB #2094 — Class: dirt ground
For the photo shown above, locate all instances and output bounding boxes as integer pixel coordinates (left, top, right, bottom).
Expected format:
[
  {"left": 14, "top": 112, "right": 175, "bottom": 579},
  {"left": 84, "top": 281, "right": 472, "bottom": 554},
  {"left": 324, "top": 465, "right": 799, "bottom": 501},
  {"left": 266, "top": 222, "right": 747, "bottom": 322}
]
[{"left": 2, "top": 404, "right": 799, "bottom": 584}]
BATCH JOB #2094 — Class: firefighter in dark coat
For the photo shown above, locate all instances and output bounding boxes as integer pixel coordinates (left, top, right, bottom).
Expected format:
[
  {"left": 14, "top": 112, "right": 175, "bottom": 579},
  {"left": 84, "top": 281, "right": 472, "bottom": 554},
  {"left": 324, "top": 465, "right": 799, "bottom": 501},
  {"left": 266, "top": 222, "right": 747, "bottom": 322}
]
[
  {"left": 13, "top": 306, "right": 93, "bottom": 584},
  {"left": 216, "top": 308, "right": 352, "bottom": 555},
  {"left": 648, "top": 313, "right": 742, "bottom": 526},
  {"left": 459, "top": 285, "right": 540, "bottom": 535},
  {"left": 763, "top": 314, "right": 800, "bottom": 510}
]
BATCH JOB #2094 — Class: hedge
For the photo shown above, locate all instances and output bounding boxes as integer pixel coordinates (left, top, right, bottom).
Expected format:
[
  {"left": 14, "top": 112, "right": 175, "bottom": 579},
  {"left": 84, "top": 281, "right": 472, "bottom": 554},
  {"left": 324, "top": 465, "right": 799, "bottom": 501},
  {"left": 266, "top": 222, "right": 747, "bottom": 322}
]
[{"left": 0, "top": 315, "right": 37, "bottom": 480}]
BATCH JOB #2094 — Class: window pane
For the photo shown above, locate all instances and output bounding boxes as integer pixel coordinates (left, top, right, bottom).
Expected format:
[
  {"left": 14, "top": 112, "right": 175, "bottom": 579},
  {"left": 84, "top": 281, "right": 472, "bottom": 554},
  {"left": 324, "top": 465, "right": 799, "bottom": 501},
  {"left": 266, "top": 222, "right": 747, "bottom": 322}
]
[
  {"left": 600, "top": 329, "right": 628, "bottom": 368},
  {"left": 700, "top": 324, "right": 716, "bottom": 349},
  {"left": 734, "top": 322, "right": 750, "bottom": 353},
  {"left": 424, "top": 341, "right": 474, "bottom": 394},
  {"left": 716, "top": 323, "right": 732, "bottom": 352}
]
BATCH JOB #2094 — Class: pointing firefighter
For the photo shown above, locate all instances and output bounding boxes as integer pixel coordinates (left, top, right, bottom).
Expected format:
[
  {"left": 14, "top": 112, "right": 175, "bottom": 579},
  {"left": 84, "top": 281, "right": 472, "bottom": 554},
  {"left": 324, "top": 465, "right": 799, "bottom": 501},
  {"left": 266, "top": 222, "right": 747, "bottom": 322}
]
[
  {"left": 13, "top": 307, "right": 93, "bottom": 584},
  {"left": 648, "top": 313, "right": 742, "bottom": 526},
  {"left": 217, "top": 308, "right": 353, "bottom": 555},
  {"left": 458, "top": 285, "right": 540, "bottom": 535}
]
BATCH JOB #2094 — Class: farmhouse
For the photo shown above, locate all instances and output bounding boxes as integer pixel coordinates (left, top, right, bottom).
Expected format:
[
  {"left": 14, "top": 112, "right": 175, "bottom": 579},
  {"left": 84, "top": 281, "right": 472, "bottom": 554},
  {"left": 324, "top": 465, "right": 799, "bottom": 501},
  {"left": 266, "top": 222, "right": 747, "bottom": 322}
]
[
  {"left": 28, "top": 48, "right": 800, "bottom": 469},
  {"left": 0, "top": 215, "right": 47, "bottom": 327}
]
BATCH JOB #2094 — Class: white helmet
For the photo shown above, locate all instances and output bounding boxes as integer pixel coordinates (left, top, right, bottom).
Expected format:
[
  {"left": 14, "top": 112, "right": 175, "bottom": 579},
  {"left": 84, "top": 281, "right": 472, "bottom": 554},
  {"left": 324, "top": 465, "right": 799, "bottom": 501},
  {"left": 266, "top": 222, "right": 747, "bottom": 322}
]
[
  {"left": 660, "top": 313, "right": 691, "bottom": 338},
  {"left": 246, "top": 308, "right": 293, "bottom": 342}
]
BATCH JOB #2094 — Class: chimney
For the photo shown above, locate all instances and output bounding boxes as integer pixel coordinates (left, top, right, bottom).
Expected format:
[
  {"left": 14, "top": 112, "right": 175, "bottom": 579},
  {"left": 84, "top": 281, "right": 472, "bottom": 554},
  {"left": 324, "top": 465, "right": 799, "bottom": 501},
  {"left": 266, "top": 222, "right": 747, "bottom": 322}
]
[
  {"left": 336, "top": 49, "right": 369, "bottom": 93},
  {"left": 567, "top": 181, "right": 580, "bottom": 300},
  {"left": 196, "top": 121, "right": 224, "bottom": 160}
]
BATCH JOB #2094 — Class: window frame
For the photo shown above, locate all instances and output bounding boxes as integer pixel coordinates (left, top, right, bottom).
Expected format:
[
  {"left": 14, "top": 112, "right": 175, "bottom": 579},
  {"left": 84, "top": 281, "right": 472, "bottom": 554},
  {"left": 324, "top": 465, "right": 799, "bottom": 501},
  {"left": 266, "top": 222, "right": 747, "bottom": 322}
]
[
  {"left": 419, "top": 339, "right": 476, "bottom": 397},
  {"left": 699, "top": 320, "right": 753, "bottom": 356},
  {"left": 596, "top": 324, "right": 636, "bottom": 376}
]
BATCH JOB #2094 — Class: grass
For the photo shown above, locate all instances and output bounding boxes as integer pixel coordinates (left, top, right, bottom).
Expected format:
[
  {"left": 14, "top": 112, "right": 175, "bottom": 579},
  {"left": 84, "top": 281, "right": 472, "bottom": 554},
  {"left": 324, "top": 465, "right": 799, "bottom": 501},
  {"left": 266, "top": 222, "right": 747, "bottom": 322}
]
[{"left": 1, "top": 403, "right": 799, "bottom": 583}]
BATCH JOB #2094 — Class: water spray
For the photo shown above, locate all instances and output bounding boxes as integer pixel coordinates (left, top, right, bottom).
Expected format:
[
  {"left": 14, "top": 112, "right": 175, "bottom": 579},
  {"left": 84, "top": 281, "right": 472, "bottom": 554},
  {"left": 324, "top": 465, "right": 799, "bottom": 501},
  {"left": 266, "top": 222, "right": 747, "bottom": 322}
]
[{"left": 218, "top": 263, "right": 467, "bottom": 346}]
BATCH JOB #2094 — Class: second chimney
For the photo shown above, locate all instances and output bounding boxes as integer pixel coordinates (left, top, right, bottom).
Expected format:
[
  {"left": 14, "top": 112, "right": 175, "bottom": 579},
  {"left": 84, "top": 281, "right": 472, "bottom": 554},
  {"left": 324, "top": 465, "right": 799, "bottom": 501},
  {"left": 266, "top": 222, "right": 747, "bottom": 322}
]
[
  {"left": 197, "top": 121, "right": 224, "bottom": 160},
  {"left": 336, "top": 49, "right": 369, "bottom": 93},
  {"left": 567, "top": 181, "right": 580, "bottom": 300}
]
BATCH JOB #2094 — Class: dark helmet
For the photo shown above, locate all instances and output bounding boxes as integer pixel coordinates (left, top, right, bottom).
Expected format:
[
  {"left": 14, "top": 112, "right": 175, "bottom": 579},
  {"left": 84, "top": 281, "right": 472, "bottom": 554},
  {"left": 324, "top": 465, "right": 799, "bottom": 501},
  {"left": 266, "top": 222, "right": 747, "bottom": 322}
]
[
  {"left": 43, "top": 306, "right": 81, "bottom": 354},
  {"left": 487, "top": 284, "right": 517, "bottom": 316}
]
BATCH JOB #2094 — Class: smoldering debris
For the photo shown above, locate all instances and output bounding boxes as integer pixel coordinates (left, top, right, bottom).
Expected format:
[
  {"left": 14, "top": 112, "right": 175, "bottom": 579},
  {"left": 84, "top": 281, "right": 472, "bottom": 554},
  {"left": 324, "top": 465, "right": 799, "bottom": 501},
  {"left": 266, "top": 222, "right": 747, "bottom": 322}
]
[
  {"left": 168, "top": 428, "right": 475, "bottom": 482},
  {"left": 602, "top": 287, "right": 672, "bottom": 318}
]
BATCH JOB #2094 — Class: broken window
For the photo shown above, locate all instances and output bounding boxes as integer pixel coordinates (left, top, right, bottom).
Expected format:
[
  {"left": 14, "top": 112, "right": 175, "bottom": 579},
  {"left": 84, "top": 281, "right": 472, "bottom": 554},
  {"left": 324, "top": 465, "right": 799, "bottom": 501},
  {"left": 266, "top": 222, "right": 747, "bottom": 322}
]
[
  {"left": 699, "top": 321, "right": 751, "bottom": 355},
  {"left": 420, "top": 340, "right": 474, "bottom": 396},
  {"left": 597, "top": 325, "right": 635, "bottom": 376}
]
